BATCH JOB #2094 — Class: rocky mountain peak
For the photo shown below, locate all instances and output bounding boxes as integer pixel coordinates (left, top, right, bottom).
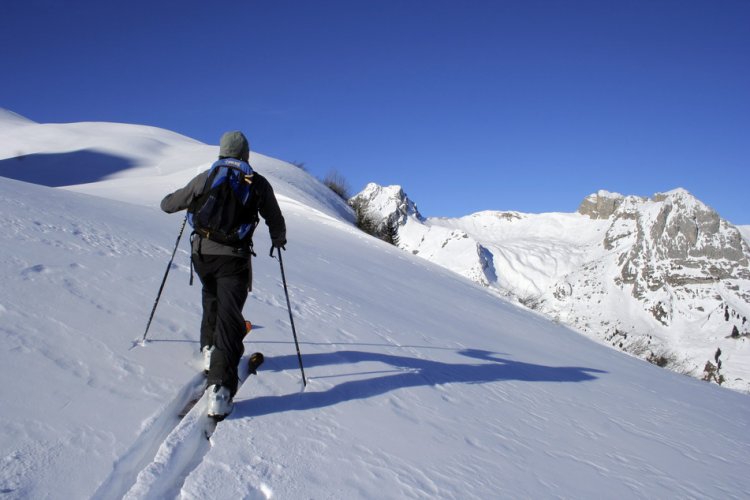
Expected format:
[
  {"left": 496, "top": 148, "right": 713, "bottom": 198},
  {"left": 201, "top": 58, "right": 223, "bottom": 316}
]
[
  {"left": 349, "top": 182, "right": 424, "bottom": 226},
  {"left": 608, "top": 189, "right": 748, "bottom": 266},
  {"left": 599, "top": 188, "right": 750, "bottom": 327},
  {"left": 578, "top": 190, "right": 628, "bottom": 219}
]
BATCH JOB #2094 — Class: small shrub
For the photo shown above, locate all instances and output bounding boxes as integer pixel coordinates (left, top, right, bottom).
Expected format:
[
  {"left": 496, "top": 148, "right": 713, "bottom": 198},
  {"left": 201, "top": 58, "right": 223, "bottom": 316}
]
[
  {"left": 702, "top": 348, "right": 726, "bottom": 385},
  {"left": 518, "top": 295, "right": 542, "bottom": 310},
  {"left": 322, "top": 169, "right": 350, "bottom": 200},
  {"left": 647, "top": 353, "right": 670, "bottom": 368},
  {"left": 349, "top": 198, "right": 379, "bottom": 236},
  {"left": 627, "top": 337, "right": 651, "bottom": 357},
  {"left": 379, "top": 218, "right": 400, "bottom": 246},
  {"left": 702, "top": 361, "right": 722, "bottom": 384}
]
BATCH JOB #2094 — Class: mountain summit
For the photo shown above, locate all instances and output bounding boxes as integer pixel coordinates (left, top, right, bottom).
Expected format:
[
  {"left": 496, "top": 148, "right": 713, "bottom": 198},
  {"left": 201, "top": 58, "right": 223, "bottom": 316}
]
[{"left": 351, "top": 184, "right": 750, "bottom": 391}]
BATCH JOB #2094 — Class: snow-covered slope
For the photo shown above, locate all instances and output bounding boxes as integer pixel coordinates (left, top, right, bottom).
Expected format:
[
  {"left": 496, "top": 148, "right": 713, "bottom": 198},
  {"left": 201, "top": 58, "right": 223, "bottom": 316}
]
[
  {"left": 0, "top": 110, "right": 352, "bottom": 222},
  {"left": 352, "top": 184, "right": 750, "bottom": 393},
  {"left": 1, "top": 111, "right": 750, "bottom": 498}
]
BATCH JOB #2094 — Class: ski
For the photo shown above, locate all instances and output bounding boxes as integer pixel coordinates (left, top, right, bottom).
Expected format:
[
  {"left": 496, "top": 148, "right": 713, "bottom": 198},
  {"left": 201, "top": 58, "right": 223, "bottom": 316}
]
[
  {"left": 178, "top": 350, "right": 264, "bottom": 421},
  {"left": 204, "top": 352, "right": 264, "bottom": 438},
  {"left": 181, "top": 319, "right": 255, "bottom": 417},
  {"left": 209, "top": 352, "right": 263, "bottom": 416},
  {"left": 177, "top": 318, "right": 258, "bottom": 419},
  {"left": 178, "top": 393, "right": 203, "bottom": 419}
]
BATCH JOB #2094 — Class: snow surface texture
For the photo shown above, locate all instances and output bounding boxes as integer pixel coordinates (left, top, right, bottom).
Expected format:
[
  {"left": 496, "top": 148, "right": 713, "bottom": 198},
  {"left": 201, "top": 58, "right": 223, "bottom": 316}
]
[
  {"left": 351, "top": 183, "right": 750, "bottom": 393},
  {"left": 1, "top": 110, "right": 749, "bottom": 498}
]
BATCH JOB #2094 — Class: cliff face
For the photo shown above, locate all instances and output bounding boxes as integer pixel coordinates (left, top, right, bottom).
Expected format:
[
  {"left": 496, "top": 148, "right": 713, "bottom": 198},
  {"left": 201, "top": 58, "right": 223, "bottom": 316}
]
[
  {"left": 578, "top": 190, "right": 629, "bottom": 219},
  {"left": 588, "top": 189, "right": 750, "bottom": 324},
  {"left": 548, "top": 189, "right": 750, "bottom": 391}
]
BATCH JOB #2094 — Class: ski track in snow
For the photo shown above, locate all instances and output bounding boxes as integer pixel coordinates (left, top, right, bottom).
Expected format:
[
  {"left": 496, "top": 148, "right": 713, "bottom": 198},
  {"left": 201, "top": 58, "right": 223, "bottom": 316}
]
[
  {"left": 91, "top": 372, "right": 207, "bottom": 500},
  {"left": 122, "top": 392, "right": 216, "bottom": 500},
  {"left": 91, "top": 356, "right": 262, "bottom": 500}
]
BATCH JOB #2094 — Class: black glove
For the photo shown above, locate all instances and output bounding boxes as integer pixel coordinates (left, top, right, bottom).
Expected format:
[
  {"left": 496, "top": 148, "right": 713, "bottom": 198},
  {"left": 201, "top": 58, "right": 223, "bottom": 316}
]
[{"left": 270, "top": 238, "right": 286, "bottom": 257}]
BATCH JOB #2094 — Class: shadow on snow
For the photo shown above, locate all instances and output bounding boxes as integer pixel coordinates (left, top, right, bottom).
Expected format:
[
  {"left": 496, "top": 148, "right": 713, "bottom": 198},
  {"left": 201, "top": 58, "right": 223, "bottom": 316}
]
[
  {"left": 235, "top": 348, "right": 606, "bottom": 418},
  {"left": 0, "top": 150, "right": 136, "bottom": 186}
]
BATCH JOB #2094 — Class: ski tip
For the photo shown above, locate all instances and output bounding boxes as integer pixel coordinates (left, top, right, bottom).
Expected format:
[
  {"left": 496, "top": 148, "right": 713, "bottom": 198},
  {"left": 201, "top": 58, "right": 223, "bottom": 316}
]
[{"left": 248, "top": 352, "right": 264, "bottom": 374}]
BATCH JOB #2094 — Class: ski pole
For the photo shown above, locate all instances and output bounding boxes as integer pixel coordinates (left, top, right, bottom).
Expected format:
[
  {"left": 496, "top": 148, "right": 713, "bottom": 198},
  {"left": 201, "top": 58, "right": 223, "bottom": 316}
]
[
  {"left": 139, "top": 215, "right": 188, "bottom": 345},
  {"left": 273, "top": 246, "right": 307, "bottom": 387}
]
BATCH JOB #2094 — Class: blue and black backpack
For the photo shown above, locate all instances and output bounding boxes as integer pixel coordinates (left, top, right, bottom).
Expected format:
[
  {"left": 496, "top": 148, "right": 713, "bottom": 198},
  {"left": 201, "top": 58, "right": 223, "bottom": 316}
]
[{"left": 188, "top": 158, "right": 257, "bottom": 246}]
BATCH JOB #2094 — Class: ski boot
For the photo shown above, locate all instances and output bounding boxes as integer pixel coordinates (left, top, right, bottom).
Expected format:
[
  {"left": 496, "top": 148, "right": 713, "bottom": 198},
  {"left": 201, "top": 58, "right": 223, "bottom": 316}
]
[{"left": 206, "top": 384, "right": 233, "bottom": 421}]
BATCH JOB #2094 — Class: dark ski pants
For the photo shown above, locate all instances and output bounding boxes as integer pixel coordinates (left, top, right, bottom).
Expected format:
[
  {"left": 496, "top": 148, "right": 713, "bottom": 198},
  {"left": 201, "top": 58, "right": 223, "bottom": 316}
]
[{"left": 192, "top": 254, "right": 250, "bottom": 396}]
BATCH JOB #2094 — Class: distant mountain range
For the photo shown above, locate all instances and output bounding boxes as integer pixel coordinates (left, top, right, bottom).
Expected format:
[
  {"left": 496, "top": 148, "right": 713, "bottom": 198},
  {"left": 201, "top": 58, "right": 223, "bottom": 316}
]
[{"left": 351, "top": 183, "right": 750, "bottom": 392}]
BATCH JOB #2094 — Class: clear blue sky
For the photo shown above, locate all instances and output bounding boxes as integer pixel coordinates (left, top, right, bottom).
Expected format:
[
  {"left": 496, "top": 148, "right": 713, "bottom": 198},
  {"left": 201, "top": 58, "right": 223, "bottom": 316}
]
[{"left": 2, "top": 0, "right": 748, "bottom": 223}]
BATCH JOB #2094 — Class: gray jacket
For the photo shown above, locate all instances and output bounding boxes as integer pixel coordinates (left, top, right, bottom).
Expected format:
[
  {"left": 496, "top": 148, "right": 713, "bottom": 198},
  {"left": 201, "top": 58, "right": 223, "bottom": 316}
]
[{"left": 161, "top": 169, "right": 286, "bottom": 258}]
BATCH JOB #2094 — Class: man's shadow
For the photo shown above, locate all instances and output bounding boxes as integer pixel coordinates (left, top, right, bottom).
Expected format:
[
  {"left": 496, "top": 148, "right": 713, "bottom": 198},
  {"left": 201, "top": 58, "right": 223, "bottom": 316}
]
[{"left": 234, "top": 348, "right": 606, "bottom": 418}]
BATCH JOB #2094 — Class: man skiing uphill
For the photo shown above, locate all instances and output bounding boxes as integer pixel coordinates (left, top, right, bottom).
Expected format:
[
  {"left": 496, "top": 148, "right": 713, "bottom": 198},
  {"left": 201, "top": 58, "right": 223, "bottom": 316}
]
[{"left": 161, "top": 131, "right": 286, "bottom": 419}]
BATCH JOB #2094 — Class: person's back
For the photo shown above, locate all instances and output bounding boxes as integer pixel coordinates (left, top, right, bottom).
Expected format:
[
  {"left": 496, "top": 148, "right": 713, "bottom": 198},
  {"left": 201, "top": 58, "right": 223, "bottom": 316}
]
[{"left": 160, "top": 130, "right": 286, "bottom": 419}]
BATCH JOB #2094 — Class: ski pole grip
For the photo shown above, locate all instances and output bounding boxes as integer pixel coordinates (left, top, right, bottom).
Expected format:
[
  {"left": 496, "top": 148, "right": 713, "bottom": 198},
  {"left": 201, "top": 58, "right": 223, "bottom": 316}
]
[{"left": 269, "top": 245, "right": 285, "bottom": 258}]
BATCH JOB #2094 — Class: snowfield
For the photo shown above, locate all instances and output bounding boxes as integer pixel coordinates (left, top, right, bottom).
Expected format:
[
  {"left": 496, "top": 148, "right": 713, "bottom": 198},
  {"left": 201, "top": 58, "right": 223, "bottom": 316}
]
[{"left": 1, "top": 111, "right": 749, "bottom": 499}]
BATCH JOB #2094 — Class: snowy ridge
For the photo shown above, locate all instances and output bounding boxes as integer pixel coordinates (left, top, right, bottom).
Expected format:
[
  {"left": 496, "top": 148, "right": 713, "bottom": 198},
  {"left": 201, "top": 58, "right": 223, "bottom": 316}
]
[
  {"left": 0, "top": 108, "right": 36, "bottom": 131},
  {"left": 1, "top": 111, "right": 750, "bottom": 498},
  {"left": 0, "top": 108, "right": 351, "bottom": 222}
]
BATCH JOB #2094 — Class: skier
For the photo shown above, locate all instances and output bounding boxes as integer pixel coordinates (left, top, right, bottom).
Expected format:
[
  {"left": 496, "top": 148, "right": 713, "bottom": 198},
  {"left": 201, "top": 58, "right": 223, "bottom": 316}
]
[{"left": 160, "top": 131, "right": 286, "bottom": 418}]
